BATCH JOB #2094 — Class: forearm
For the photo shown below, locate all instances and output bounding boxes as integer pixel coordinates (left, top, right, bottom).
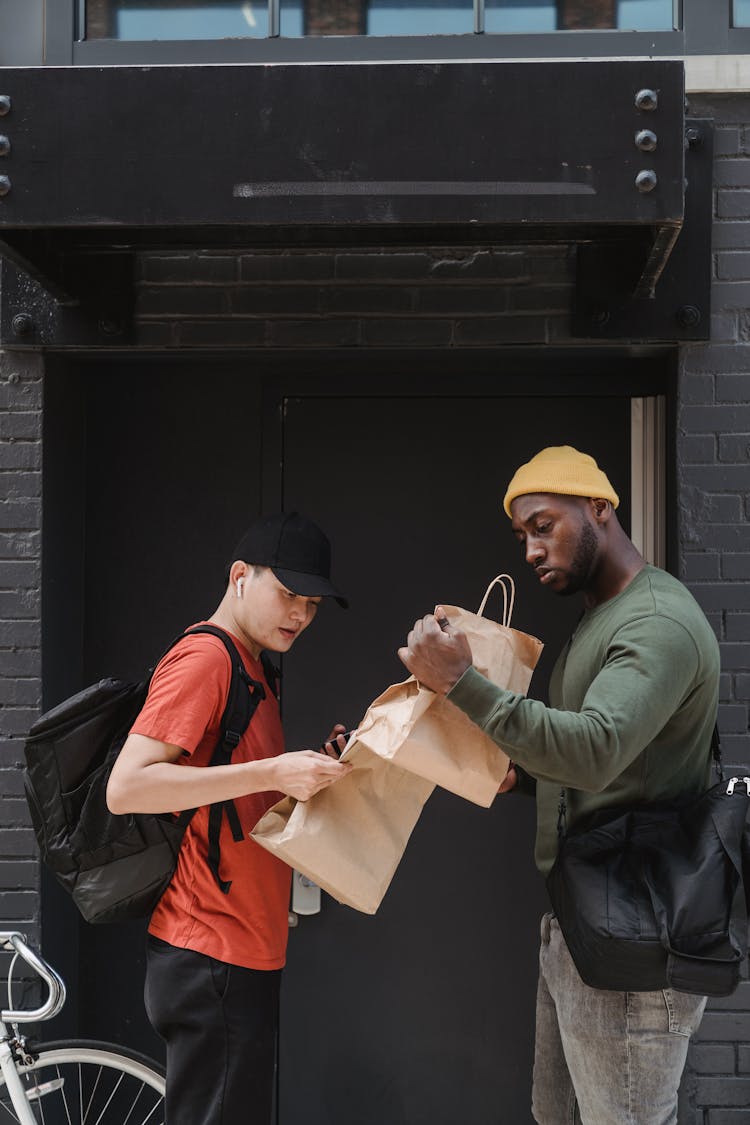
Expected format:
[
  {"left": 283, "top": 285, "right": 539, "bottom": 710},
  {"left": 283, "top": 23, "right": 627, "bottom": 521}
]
[{"left": 107, "top": 751, "right": 283, "bottom": 815}]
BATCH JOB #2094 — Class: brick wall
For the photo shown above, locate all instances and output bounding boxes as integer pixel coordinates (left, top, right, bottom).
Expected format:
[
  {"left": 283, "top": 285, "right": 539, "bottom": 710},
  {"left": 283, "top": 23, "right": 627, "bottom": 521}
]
[
  {"left": 677, "top": 93, "right": 750, "bottom": 1124},
  {"left": 134, "top": 244, "right": 574, "bottom": 349},
  {"left": 0, "top": 350, "right": 42, "bottom": 967}
]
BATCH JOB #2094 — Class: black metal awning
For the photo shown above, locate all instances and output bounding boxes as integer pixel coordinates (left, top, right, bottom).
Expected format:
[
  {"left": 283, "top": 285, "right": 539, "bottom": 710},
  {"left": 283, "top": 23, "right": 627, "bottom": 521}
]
[{"left": 0, "top": 59, "right": 711, "bottom": 346}]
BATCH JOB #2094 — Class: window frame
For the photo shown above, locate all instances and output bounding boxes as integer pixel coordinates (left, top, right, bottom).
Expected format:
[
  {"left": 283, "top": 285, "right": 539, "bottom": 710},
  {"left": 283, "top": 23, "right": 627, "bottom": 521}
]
[{"left": 39, "top": 0, "right": 750, "bottom": 65}]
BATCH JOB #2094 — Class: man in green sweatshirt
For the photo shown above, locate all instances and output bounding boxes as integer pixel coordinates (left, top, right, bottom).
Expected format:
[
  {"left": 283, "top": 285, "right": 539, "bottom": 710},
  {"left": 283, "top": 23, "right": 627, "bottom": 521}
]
[{"left": 398, "top": 445, "right": 720, "bottom": 1125}]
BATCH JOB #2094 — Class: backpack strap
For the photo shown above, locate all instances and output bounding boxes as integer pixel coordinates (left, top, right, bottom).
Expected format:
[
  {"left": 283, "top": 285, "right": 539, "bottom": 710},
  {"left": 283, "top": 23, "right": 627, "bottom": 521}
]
[{"left": 180, "top": 624, "right": 271, "bottom": 895}]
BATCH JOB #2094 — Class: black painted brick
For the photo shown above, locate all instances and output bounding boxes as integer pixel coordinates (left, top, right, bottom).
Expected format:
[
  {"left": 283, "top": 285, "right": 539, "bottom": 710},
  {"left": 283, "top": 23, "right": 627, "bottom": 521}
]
[
  {"left": 736, "top": 674, "right": 750, "bottom": 699},
  {"left": 718, "top": 253, "right": 750, "bottom": 281},
  {"left": 704, "top": 495, "right": 744, "bottom": 522},
  {"left": 0, "top": 561, "right": 39, "bottom": 588},
  {"left": 720, "top": 643, "right": 750, "bottom": 670},
  {"left": 0, "top": 861, "right": 38, "bottom": 889},
  {"left": 727, "top": 615, "right": 750, "bottom": 642},
  {"left": 716, "top": 375, "right": 750, "bottom": 402},
  {"left": 335, "top": 251, "right": 433, "bottom": 279},
  {"left": 718, "top": 190, "right": 750, "bottom": 219},
  {"left": 176, "top": 319, "right": 267, "bottom": 347},
  {"left": 715, "top": 127, "right": 742, "bottom": 157},
  {"left": 682, "top": 553, "right": 721, "bottom": 581},
  {"left": 0, "top": 413, "right": 43, "bottom": 442},
  {"left": 0, "top": 707, "right": 39, "bottom": 735},
  {"left": 708, "top": 1111, "right": 750, "bottom": 1123},
  {"left": 140, "top": 254, "right": 238, "bottom": 283},
  {"left": 700, "top": 1012, "right": 750, "bottom": 1041},
  {"left": 719, "top": 434, "right": 750, "bottom": 461},
  {"left": 230, "top": 286, "right": 323, "bottom": 315},
  {"left": 0, "top": 799, "right": 31, "bottom": 829},
  {"left": 714, "top": 311, "right": 738, "bottom": 341},
  {"left": 136, "top": 322, "right": 175, "bottom": 347},
  {"left": 695, "top": 1078, "right": 750, "bottom": 1106},
  {"left": 137, "top": 286, "right": 229, "bottom": 315},
  {"left": 0, "top": 592, "right": 40, "bottom": 619},
  {"left": 681, "top": 435, "right": 716, "bottom": 463},
  {"left": 718, "top": 735, "right": 750, "bottom": 762},
  {"left": 679, "top": 373, "right": 715, "bottom": 403},
  {"left": 683, "top": 345, "right": 750, "bottom": 374},
  {"left": 681, "top": 461, "right": 750, "bottom": 487},
  {"left": 0, "top": 829, "right": 37, "bottom": 857},
  {"left": 718, "top": 703, "right": 749, "bottom": 732},
  {"left": 0, "top": 621, "right": 40, "bottom": 647},
  {"left": 691, "top": 1044, "right": 736, "bottom": 1074},
  {"left": 716, "top": 160, "right": 750, "bottom": 188},
  {"left": 428, "top": 249, "right": 528, "bottom": 280},
  {"left": 0, "top": 678, "right": 40, "bottom": 706},
  {"left": 266, "top": 319, "right": 361, "bottom": 347},
  {"left": 0, "top": 472, "right": 41, "bottom": 500},
  {"left": 0, "top": 445, "right": 41, "bottom": 471},
  {"left": 240, "top": 252, "right": 334, "bottom": 282},
  {"left": 0, "top": 651, "right": 41, "bottom": 678},
  {"left": 713, "top": 221, "right": 750, "bottom": 250},
  {"left": 739, "top": 1046, "right": 750, "bottom": 1073},
  {"left": 692, "top": 585, "right": 750, "bottom": 612},
  {"left": 415, "top": 286, "right": 510, "bottom": 314},
  {"left": 453, "top": 316, "right": 547, "bottom": 344},
  {"left": 362, "top": 319, "right": 453, "bottom": 346},
  {"left": 720, "top": 673, "right": 733, "bottom": 702},
  {"left": 722, "top": 556, "right": 750, "bottom": 581},
  {"left": 0, "top": 500, "right": 42, "bottom": 529},
  {"left": 321, "top": 286, "right": 413, "bottom": 315}
]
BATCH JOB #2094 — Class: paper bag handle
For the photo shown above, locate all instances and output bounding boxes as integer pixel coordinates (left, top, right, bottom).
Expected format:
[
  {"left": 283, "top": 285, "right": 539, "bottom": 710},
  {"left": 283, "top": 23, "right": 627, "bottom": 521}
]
[{"left": 477, "top": 574, "right": 515, "bottom": 627}]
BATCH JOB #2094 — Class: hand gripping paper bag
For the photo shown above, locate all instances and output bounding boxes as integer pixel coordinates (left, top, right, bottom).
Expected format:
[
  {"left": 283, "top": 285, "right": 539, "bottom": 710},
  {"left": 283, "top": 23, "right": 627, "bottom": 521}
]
[
  {"left": 356, "top": 574, "right": 543, "bottom": 807},
  {"left": 251, "top": 742, "right": 434, "bottom": 914},
  {"left": 251, "top": 574, "right": 542, "bottom": 914}
]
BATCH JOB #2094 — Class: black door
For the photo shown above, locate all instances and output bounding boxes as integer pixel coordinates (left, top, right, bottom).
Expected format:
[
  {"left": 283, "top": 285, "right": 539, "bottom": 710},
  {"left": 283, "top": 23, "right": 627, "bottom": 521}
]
[{"left": 272, "top": 385, "right": 631, "bottom": 1125}]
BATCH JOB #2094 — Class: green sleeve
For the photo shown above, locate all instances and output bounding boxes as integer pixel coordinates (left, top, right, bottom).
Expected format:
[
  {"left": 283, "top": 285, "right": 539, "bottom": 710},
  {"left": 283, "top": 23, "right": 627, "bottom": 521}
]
[{"left": 447, "top": 615, "right": 700, "bottom": 792}]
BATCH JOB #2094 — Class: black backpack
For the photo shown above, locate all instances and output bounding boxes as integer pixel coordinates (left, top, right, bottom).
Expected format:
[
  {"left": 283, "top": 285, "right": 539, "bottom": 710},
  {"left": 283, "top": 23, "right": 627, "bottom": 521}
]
[{"left": 23, "top": 624, "right": 278, "bottom": 924}]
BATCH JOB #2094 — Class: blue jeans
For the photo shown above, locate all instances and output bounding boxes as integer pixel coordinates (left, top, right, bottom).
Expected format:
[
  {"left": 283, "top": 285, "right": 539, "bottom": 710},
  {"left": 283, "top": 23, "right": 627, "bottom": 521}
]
[{"left": 532, "top": 914, "right": 706, "bottom": 1125}]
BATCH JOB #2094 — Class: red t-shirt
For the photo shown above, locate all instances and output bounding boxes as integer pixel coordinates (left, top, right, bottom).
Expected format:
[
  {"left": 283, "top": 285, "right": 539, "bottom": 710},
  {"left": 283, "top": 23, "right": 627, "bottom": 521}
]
[{"left": 131, "top": 625, "right": 291, "bottom": 970}]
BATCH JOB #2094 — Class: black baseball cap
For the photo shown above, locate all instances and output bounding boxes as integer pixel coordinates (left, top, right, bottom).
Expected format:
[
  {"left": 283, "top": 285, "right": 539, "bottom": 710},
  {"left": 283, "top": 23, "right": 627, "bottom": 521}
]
[{"left": 230, "top": 512, "right": 348, "bottom": 608}]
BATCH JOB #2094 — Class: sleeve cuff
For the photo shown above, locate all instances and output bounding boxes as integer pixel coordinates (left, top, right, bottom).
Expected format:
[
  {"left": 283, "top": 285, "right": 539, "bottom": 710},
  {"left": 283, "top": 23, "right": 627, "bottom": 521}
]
[{"left": 447, "top": 664, "right": 511, "bottom": 727}]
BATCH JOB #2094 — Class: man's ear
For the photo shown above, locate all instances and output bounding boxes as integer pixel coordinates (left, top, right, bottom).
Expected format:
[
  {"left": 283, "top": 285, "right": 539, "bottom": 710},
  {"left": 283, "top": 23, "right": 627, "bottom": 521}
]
[{"left": 590, "top": 497, "right": 611, "bottom": 523}]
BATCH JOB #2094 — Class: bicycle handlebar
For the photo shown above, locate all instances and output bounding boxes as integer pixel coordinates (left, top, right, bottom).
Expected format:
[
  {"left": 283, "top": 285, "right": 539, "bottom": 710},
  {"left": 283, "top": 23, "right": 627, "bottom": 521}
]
[{"left": 0, "top": 932, "right": 66, "bottom": 1024}]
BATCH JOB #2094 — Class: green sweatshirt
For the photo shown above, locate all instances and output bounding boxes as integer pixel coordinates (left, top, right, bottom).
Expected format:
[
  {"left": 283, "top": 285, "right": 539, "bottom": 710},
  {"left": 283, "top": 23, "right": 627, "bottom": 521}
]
[{"left": 448, "top": 565, "right": 720, "bottom": 875}]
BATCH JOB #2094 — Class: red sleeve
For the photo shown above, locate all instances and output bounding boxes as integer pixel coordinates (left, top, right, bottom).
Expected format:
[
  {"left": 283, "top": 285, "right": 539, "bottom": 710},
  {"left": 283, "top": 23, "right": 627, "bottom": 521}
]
[{"left": 129, "top": 634, "right": 230, "bottom": 756}]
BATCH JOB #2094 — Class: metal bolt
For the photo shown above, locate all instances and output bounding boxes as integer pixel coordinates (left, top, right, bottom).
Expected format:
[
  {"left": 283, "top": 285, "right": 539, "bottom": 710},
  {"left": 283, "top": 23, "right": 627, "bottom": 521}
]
[
  {"left": 591, "top": 308, "right": 610, "bottom": 327},
  {"left": 0, "top": 136, "right": 10, "bottom": 157},
  {"left": 635, "top": 129, "right": 657, "bottom": 152},
  {"left": 635, "top": 169, "right": 658, "bottom": 193},
  {"left": 677, "top": 305, "right": 701, "bottom": 328},
  {"left": 685, "top": 127, "right": 702, "bottom": 149},
  {"left": 11, "top": 314, "right": 33, "bottom": 337},
  {"left": 635, "top": 89, "right": 658, "bottom": 111},
  {"left": 0, "top": 175, "right": 10, "bottom": 197},
  {"left": 0, "top": 96, "right": 10, "bottom": 117},
  {"left": 98, "top": 318, "right": 122, "bottom": 336}
]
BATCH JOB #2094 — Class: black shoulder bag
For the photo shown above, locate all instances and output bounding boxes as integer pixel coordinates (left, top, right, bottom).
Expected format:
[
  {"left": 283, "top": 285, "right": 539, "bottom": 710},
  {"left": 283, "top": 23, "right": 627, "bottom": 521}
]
[{"left": 546, "top": 728, "right": 750, "bottom": 997}]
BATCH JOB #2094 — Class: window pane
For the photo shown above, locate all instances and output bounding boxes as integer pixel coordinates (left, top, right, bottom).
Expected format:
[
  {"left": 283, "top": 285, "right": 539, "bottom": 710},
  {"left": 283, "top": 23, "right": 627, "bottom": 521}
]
[
  {"left": 86, "top": 0, "right": 269, "bottom": 39},
  {"left": 735, "top": 0, "right": 750, "bottom": 26},
  {"left": 280, "top": 0, "right": 472, "bottom": 36},
  {"left": 485, "top": 0, "right": 674, "bottom": 32}
]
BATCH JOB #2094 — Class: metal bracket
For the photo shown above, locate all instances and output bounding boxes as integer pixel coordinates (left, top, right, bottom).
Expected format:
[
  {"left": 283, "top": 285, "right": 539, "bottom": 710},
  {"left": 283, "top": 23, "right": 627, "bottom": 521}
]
[
  {"left": 0, "top": 250, "right": 133, "bottom": 349},
  {"left": 573, "top": 118, "right": 713, "bottom": 342}
]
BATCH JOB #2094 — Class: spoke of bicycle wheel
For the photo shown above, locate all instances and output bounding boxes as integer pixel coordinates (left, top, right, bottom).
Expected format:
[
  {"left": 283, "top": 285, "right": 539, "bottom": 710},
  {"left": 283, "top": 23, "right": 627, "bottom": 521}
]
[
  {"left": 82, "top": 1063, "right": 104, "bottom": 1125},
  {"left": 121, "top": 1082, "right": 155, "bottom": 1125},
  {"left": 139, "top": 1097, "right": 163, "bottom": 1125},
  {"left": 0, "top": 1094, "right": 20, "bottom": 1123},
  {"left": 56, "top": 1063, "right": 73, "bottom": 1125},
  {"left": 92, "top": 1069, "right": 125, "bottom": 1125}
]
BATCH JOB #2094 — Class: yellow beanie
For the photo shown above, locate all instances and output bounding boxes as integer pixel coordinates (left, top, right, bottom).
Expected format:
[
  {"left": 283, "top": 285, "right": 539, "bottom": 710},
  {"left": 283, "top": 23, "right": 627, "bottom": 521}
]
[{"left": 503, "top": 446, "right": 619, "bottom": 517}]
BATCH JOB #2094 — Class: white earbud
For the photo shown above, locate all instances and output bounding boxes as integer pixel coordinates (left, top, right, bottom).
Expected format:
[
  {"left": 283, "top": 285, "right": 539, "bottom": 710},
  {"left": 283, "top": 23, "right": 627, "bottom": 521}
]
[{"left": 236, "top": 577, "right": 244, "bottom": 598}]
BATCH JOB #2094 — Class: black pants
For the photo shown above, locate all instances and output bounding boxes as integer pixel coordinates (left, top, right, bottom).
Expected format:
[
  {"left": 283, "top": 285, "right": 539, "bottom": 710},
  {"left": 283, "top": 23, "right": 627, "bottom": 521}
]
[{"left": 145, "top": 935, "right": 281, "bottom": 1125}]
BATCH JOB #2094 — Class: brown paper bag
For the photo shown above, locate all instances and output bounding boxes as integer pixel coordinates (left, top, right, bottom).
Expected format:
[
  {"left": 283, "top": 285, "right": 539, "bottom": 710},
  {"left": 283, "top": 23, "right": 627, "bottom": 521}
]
[
  {"left": 356, "top": 575, "right": 543, "bottom": 807},
  {"left": 251, "top": 741, "right": 434, "bottom": 914}
]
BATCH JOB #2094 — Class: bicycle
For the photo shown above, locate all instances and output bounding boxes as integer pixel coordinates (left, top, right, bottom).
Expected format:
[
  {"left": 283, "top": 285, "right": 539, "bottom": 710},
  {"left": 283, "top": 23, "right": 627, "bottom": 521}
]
[{"left": 0, "top": 931, "right": 165, "bottom": 1124}]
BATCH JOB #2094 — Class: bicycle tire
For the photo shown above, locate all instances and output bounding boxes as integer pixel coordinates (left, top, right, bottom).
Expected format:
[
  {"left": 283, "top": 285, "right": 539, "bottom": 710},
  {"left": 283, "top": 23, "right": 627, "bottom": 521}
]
[{"left": 0, "top": 1038, "right": 165, "bottom": 1124}]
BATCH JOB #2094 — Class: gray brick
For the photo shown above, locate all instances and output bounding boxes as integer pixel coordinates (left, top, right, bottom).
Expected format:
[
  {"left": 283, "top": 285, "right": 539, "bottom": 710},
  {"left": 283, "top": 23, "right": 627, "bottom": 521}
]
[
  {"left": 681, "top": 462, "right": 750, "bottom": 488},
  {"left": 0, "top": 707, "right": 39, "bottom": 735},
  {"left": 680, "top": 435, "right": 716, "bottom": 463},
  {"left": 712, "top": 281, "right": 750, "bottom": 310},
  {"left": 0, "top": 591, "right": 40, "bottom": 618},
  {"left": 363, "top": 319, "right": 453, "bottom": 346},
  {"left": 0, "top": 800, "right": 31, "bottom": 828},
  {"left": 719, "top": 643, "right": 750, "bottom": 670},
  {"left": 719, "top": 734, "right": 750, "bottom": 761},
  {"left": 722, "top": 555, "right": 750, "bottom": 581},
  {"left": 0, "top": 651, "right": 40, "bottom": 678},
  {"left": 715, "top": 160, "right": 750, "bottom": 189},
  {"left": 0, "top": 621, "right": 40, "bottom": 647},
  {"left": 135, "top": 322, "right": 174, "bottom": 347},
  {"left": 709, "top": 982, "right": 750, "bottom": 1011},
  {"left": 681, "top": 553, "right": 721, "bottom": 581},
  {"left": 0, "top": 500, "right": 42, "bottom": 530},
  {"left": 0, "top": 829, "right": 38, "bottom": 857},
  {"left": 739, "top": 1045, "right": 750, "bottom": 1072},
  {"left": 719, "top": 673, "right": 733, "bottom": 702},
  {"left": 229, "top": 285, "right": 323, "bottom": 315},
  {"left": 719, "top": 702, "right": 748, "bottom": 731},
  {"left": 691, "top": 1043, "right": 736, "bottom": 1074},
  {"left": 716, "top": 127, "right": 742, "bottom": 157},
  {"left": 718, "top": 252, "right": 750, "bottom": 281},
  {"left": 0, "top": 413, "right": 43, "bottom": 442},
  {"left": 0, "top": 678, "right": 40, "bottom": 706},
  {"left": 682, "top": 524, "right": 750, "bottom": 552},
  {"left": 713, "top": 311, "right": 739, "bottom": 341},
  {"left": 0, "top": 532, "right": 40, "bottom": 560},
  {"left": 708, "top": 1112, "right": 750, "bottom": 1124},
  {"left": 692, "top": 585, "right": 750, "bottom": 612},
  {"left": 0, "top": 473, "right": 41, "bottom": 500},
  {"left": 0, "top": 861, "right": 38, "bottom": 890},
  {"left": 726, "top": 614, "right": 750, "bottom": 642},
  {"left": 175, "top": 319, "right": 266, "bottom": 347},
  {"left": 0, "top": 561, "right": 39, "bottom": 588},
  {"left": 699, "top": 1012, "right": 750, "bottom": 1041},
  {"left": 735, "top": 673, "right": 750, "bottom": 699},
  {"left": 704, "top": 495, "right": 744, "bottom": 521},
  {"left": 679, "top": 374, "right": 715, "bottom": 404},
  {"left": 240, "top": 252, "right": 334, "bottom": 282},
  {"left": 0, "top": 890, "right": 38, "bottom": 920},
  {"left": 719, "top": 434, "right": 750, "bottom": 461},
  {"left": 683, "top": 345, "right": 750, "bottom": 375},
  {"left": 0, "top": 445, "right": 41, "bottom": 471},
  {"left": 0, "top": 743, "right": 28, "bottom": 767},
  {"left": 718, "top": 190, "right": 750, "bottom": 219},
  {"left": 696, "top": 1077, "right": 750, "bottom": 1106},
  {"left": 716, "top": 375, "right": 750, "bottom": 403},
  {"left": 713, "top": 222, "right": 750, "bottom": 250},
  {"left": 507, "top": 285, "right": 572, "bottom": 313}
]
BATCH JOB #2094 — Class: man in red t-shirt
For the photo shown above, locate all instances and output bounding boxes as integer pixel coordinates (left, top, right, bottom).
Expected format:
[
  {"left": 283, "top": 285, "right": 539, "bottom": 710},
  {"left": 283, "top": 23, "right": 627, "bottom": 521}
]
[{"left": 107, "top": 512, "right": 351, "bottom": 1124}]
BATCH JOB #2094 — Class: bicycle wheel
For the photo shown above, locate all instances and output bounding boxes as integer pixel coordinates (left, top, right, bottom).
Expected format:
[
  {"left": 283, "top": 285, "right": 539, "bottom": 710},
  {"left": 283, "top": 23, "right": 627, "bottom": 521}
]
[{"left": 0, "top": 1039, "right": 165, "bottom": 1125}]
